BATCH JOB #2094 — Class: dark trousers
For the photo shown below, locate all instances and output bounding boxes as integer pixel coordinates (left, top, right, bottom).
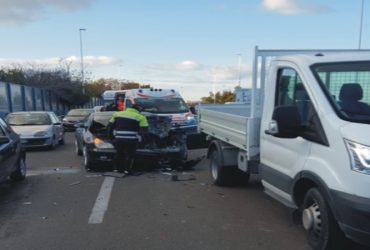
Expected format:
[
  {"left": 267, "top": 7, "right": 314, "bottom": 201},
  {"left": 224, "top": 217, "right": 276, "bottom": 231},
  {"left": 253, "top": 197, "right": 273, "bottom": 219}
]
[{"left": 114, "top": 139, "right": 138, "bottom": 172}]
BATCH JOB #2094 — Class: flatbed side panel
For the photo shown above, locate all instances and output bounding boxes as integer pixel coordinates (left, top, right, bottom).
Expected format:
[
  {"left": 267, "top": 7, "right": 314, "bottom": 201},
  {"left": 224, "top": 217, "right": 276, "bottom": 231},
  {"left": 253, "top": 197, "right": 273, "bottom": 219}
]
[
  {"left": 247, "top": 117, "right": 261, "bottom": 160},
  {"left": 199, "top": 108, "right": 248, "bottom": 150}
]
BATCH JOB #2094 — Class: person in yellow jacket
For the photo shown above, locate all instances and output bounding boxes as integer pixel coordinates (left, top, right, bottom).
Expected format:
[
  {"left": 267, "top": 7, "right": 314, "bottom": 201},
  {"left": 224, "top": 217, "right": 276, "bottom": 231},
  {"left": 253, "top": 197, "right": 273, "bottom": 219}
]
[{"left": 108, "top": 103, "right": 148, "bottom": 173}]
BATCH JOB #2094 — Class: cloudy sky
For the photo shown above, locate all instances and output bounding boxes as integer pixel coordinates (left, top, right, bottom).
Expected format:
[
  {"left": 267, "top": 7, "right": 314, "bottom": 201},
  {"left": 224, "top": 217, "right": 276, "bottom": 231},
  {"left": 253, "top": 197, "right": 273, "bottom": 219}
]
[{"left": 0, "top": 0, "right": 368, "bottom": 100}]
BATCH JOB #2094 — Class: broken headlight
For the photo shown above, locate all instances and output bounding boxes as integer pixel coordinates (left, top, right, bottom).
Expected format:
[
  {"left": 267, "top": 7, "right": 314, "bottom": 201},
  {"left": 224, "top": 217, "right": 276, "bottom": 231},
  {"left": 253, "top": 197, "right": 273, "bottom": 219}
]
[{"left": 93, "top": 137, "right": 114, "bottom": 149}]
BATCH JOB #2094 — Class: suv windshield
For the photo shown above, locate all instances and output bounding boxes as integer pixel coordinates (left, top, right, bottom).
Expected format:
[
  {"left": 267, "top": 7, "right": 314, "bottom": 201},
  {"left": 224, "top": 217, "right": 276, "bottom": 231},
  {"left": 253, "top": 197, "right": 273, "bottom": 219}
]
[
  {"left": 312, "top": 61, "right": 370, "bottom": 123},
  {"left": 6, "top": 113, "right": 51, "bottom": 126},
  {"left": 135, "top": 98, "right": 189, "bottom": 114}
]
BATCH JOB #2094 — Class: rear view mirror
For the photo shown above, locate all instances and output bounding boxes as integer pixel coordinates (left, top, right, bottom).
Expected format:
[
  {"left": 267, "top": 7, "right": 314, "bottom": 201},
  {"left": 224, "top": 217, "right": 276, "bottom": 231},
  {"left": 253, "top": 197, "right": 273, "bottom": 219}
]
[
  {"left": 0, "top": 136, "right": 10, "bottom": 144},
  {"left": 266, "top": 105, "right": 303, "bottom": 139},
  {"left": 189, "top": 106, "right": 196, "bottom": 115}
]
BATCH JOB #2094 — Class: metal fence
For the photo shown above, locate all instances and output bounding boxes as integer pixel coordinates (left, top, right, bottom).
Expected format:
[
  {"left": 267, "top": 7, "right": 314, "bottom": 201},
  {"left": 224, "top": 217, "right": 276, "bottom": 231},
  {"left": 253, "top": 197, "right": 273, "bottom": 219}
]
[{"left": 0, "top": 81, "right": 103, "bottom": 117}]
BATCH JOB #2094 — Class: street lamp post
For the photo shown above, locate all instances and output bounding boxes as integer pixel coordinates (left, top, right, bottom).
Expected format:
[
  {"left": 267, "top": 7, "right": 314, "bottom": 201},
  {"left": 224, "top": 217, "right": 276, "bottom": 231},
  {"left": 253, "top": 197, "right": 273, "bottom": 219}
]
[
  {"left": 79, "top": 28, "right": 86, "bottom": 93},
  {"left": 236, "top": 53, "right": 242, "bottom": 87},
  {"left": 359, "top": 0, "right": 365, "bottom": 49}
]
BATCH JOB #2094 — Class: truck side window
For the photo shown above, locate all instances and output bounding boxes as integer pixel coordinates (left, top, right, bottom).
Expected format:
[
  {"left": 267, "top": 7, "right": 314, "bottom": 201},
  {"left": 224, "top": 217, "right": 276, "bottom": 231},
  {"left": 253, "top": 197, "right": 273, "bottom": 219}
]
[
  {"left": 275, "top": 68, "right": 329, "bottom": 146},
  {"left": 276, "top": 68, "right": 310, "bottom": 124}
]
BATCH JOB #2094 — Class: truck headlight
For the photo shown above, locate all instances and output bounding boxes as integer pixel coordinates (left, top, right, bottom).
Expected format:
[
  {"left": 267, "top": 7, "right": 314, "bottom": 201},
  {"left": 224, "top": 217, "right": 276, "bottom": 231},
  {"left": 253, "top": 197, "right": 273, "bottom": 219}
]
[
  {"left": 94, "top": 138, "right": 114, "bottom": 149},
  {"left": 345, "top": 139, "right": 370, "bottom": 175}
]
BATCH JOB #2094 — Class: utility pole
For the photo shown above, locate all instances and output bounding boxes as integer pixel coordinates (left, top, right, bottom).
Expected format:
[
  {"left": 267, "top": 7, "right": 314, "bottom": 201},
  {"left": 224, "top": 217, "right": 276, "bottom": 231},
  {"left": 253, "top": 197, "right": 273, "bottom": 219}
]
[{"left": 79, "top": 28, "right": 86, "bottom": 93}]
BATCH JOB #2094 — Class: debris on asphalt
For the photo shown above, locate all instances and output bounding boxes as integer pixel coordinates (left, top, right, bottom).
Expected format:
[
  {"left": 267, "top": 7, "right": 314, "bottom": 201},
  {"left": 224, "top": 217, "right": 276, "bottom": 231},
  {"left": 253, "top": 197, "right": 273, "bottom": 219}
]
[
  {"left": 217, "top": 192, "right": 225, "bottom": 198},
  {"left": 200, "top": 182, "right": 208, "bottom": 186},
  {"left": 68, "top": 181, "right": 82, "bottom": 186},
  {"left": 103, "top": 172, "right": 126, "bottom": 178},
  {"left": 171, "top": 174, "right": 196, "bottom": 182},
  {"left": 160, "top": 172, "right": 172, "bottom": 176},
  {"left": 23, "top": 202, "right": 32, "bottom": 205},
  {"left": 42, "top": 216, "right": 48, "bottom": 220},
  {"left": 85, "top": 174, "right": 102, "bottom": 178}
]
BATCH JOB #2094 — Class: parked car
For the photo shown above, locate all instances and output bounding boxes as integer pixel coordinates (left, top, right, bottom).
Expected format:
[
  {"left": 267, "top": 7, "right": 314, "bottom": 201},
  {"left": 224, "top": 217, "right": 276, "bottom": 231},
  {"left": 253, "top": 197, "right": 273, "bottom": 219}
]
[
  {"left": 62, "top": 108, "right": 94, "bottom": 131},
  {"left": 5, "top": 111, "right": 64, "bottom": 150},
  {"left": 0, "top": 117, "right": 26, "bottom": 182},
  {"left": 75, "top": 111, "right": 116, "bottom": 170}
]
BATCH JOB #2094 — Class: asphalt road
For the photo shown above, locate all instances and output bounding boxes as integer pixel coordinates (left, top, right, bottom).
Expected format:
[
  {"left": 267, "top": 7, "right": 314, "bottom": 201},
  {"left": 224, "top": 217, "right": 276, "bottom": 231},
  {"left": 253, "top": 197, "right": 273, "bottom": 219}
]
[{"left": 0, "top": 133, "right": 368, "bottom": 250}]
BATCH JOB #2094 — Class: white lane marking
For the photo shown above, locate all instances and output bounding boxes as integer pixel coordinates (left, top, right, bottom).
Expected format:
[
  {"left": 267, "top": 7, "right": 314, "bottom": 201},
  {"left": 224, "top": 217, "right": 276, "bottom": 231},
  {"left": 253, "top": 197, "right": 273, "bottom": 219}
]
[{"left": 88, "top": 177, "right": 115, "bottom": 224}]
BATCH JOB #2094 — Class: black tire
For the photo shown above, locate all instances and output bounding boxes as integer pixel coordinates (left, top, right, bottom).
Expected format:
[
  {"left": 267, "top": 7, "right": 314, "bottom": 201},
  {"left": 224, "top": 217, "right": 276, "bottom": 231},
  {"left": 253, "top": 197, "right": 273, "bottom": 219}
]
[
  {"left": 83, "top": 146, "right": 94, "bottom": 170},
  {"left": 10, "top": 156, "right": 26, "bottom": 181},
  {"left": 75, "top": 140, "right": 82, "bottom": 156},
  {"left": 49, "top": 136, "right": 56, "bottom": 150},
  {"left": 59, "top": 134, "right": 65, "bottom": 145},
  {"left": 209, "top": 149, "right": 250, "bottom": 186},
  {"left": 302, "top": 188, "right": 347, "bottom": 250},
  {"left": 209, "top": 149, "right": 230, "bottom": 186}
]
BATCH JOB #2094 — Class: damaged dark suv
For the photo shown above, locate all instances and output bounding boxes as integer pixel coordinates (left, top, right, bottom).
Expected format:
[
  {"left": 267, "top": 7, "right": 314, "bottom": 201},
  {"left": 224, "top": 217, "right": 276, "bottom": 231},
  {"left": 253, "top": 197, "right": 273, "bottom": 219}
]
[{"left": 74, "top": 111, "right": 187, "bottom": 170}]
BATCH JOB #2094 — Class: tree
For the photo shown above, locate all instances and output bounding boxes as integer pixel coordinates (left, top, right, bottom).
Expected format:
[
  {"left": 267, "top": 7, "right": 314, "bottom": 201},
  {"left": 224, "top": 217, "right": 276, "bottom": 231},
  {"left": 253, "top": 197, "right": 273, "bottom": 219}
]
[
  {"left": 201, "top": 90, "right": 235, "bottom": 104},
  {"left": 0, "top": 65, "right": 89, "bottom": 105}
]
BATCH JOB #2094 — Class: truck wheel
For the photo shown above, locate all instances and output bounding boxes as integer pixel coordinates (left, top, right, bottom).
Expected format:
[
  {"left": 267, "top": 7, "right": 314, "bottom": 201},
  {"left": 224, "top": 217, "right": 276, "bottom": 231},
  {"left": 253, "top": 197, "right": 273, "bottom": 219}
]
[
  {"left": 302, "top": 188, "right": 346, "bottom": 250},
  {"left": 209, "top": 149, "right": 230, "bottom": 186}
]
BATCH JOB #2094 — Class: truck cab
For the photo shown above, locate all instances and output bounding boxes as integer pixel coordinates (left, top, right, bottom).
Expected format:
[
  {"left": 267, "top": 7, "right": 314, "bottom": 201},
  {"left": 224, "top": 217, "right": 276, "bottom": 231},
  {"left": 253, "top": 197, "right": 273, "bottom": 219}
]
[
  {"left": 198, "top": 48, "right": 370, "bottom": 249},
  {"left": 261, "top": 53, "right": 370, "bottom": 249}
]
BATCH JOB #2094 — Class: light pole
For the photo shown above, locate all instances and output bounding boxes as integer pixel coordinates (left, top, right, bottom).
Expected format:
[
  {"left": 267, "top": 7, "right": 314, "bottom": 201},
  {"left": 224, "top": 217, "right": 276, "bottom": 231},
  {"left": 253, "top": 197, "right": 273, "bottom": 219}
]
[
  {"left": 236, "top": 53, "right": 242, "bottom": 87},
  {"left": 79, "top": 28, "right": 86, "bottom": 92},
  {"left": 359, "top": 0, "right": 365, "bottom": 49}
]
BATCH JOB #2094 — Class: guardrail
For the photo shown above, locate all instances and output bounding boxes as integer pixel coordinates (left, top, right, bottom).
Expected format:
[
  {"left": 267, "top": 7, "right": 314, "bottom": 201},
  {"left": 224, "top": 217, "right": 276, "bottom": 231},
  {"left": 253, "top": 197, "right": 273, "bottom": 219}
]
[{"left": 0, "top": 81, "right": 103, "bottom": 117}]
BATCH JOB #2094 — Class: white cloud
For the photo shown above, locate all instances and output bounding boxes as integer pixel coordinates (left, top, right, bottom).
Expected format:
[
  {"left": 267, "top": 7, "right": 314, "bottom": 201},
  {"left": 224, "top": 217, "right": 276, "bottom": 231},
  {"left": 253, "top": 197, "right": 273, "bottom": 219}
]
[
  {"left": 0, "top": 0, "right": 95, "bottom": 26},
  {"left": 0, "top": 56, "right": 122, "bottom": 68},
  {"left": 146, "top": 60, "right": 204, "bottom": 72},
  {"left": 261, "top": 0, "right": 330, "bottom": 15},
  {"left": 139, "top": 62, "right": 252, "bottom": 88}
]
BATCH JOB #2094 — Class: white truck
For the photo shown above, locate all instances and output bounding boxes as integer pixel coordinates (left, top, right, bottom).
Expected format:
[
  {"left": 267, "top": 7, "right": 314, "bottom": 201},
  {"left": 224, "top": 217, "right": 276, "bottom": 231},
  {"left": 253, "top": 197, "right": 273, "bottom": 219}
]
[{"left": 198, "top": 47, "right": 370, "bottom": 250}]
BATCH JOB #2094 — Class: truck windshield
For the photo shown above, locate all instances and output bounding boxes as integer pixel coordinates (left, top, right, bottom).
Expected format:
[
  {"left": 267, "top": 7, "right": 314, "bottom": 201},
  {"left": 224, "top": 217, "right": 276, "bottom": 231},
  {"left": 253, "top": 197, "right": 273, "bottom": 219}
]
[
  {"left": 135, "top": 98, "right": 189, "bottom": 114},
  {"left": 312, "top": 61, "right": 370, "bottom": 123}
]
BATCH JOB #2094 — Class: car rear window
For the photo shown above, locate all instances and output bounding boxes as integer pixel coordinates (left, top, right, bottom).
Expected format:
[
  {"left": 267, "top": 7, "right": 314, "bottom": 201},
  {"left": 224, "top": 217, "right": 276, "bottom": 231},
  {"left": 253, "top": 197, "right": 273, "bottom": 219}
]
[{"left": 6, "top": 113, "right": 51, "bottom": 125}]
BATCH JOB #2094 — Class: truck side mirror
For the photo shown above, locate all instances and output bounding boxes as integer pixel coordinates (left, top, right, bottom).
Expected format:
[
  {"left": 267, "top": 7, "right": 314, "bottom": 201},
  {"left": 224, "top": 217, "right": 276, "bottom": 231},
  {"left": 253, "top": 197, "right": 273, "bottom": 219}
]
[
  {"left": 265, "top": 105, "right": 303, "bottom": 139},
  {"left": 189, "top": 106, "right": 196, "bottom": 115}
]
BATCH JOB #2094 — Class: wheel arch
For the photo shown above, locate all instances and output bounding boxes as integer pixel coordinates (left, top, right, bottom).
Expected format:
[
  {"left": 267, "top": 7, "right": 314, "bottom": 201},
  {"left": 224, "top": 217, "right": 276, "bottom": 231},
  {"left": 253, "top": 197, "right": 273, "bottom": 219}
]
[
  {"left": 292, "top": 171, "right": 339, "bottom": 219},
  {"left": 207, "top": 140, "right": 224, "bottom": 164}
]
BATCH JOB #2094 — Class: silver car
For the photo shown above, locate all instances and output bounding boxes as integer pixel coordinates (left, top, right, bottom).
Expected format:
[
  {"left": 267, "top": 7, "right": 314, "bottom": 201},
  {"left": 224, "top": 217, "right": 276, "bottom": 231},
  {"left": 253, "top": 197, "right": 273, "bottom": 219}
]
[{"left": 5, "top": 111, "right": 65, "bottom": 150}]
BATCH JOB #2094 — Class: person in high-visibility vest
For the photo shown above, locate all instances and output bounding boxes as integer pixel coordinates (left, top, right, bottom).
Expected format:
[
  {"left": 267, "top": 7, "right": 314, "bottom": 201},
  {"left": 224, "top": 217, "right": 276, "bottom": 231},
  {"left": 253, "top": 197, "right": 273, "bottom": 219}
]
[
  {"left": 116, "top": 96, "right": 125, "bottom": 111},
  {"left": 108, "top": 101, "right": 148, "bottom": 173}
]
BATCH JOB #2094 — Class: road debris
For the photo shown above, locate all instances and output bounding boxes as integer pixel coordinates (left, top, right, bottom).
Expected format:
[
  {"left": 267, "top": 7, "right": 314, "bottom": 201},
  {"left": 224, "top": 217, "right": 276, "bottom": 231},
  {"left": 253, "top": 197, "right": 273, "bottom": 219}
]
[
  {"left": 103, "top": 172, "right": 126, "bottom": 178},
  {"left": 23, "top": 202, "right": 32, "bottom": 205},
  {"left": 68, "top": 181, "right": 81, "bottom": 186},
  {"left": 85, "top": 174, "right": 102, "bottom": 178}
]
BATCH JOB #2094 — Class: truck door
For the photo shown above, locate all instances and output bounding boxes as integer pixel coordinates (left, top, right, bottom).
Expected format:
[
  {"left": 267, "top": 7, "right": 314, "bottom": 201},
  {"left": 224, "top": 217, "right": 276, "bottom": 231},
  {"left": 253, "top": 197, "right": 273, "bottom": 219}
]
[{"left": 260, "top": 66, "right": 313, "bottom": 204}]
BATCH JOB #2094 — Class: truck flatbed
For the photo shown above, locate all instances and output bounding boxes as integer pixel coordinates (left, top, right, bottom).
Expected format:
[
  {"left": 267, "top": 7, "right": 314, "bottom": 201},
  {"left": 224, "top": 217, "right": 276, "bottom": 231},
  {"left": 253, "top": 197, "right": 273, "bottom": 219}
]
[{"left": 198, "top": 104, "right": 260, "bottom": 159}]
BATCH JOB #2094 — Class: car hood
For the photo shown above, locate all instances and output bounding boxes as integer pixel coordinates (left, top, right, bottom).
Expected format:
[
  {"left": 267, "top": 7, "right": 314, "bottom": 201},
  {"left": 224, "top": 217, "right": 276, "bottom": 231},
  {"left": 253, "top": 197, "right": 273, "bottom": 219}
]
[
  {"left": 12, "top": 125, "right": 51, "bottom": 136},
  {"left": 64, "top": 116, "right": 85, "bottom": 122}
]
